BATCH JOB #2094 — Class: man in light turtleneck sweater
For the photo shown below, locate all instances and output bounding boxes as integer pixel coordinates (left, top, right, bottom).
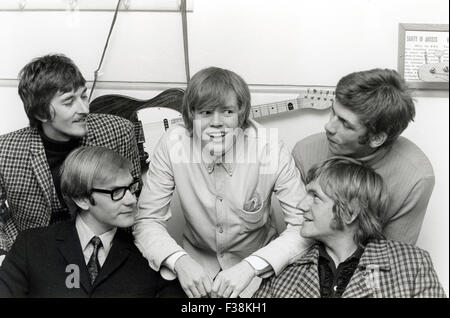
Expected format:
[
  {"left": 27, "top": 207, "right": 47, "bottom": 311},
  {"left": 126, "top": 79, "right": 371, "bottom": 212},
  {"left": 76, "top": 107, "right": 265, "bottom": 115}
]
[
  {"left": 292, "top": 68, "right": 434, "bottom": 245},
  {"left": 0, "top": 54, "right": 141, "bottom": 263}
]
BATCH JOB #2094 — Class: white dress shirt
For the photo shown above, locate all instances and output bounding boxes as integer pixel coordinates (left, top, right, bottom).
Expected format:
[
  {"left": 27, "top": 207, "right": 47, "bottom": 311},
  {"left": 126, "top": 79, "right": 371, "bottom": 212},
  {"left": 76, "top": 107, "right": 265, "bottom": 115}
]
[{"left": 75, "top": 215, "right": 117, "bottom": 267}]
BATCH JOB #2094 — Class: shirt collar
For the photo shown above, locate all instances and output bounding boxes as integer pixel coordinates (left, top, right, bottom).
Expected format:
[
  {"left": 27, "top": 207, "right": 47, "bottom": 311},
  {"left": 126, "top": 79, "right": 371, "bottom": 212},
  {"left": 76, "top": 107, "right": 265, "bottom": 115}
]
[
  {"left": 318, "top": 242, "right": 365, "bottom": 265},
  {"left": 202, "top": 119, "right": 264, "bottom": 175},
  {"left": 75, "top": 214, "right": 117, "bottom": 254},
  {"left": 205, "top": 160, "right": 234, "bottom": 175}
]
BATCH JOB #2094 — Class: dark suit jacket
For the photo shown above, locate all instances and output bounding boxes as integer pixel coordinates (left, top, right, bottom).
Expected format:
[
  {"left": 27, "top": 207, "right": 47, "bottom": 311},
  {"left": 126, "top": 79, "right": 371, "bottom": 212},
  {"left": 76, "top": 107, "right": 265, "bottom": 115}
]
[
  {"left": 0, "top": 221, "right": 182, "bottom": 298},
  {"left": 0, "top": 113, "right": 141, "bottom": 252}
]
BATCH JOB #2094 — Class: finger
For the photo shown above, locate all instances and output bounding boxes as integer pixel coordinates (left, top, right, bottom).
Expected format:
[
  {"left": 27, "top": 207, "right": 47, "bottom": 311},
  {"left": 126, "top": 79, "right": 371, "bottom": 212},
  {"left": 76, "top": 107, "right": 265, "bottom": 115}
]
[
  {"left": 202, "top": 276, "right": 213, "bottom": 295},
  {"left": 217, "top": 280, "right": 228, "bottom": 298},
  {"left": 190, "top": 285, "right": 202, "bottom": 298},
  {"left": 195, "top": 279, "right": 207, "bottom": 297},
  {"left": 183, "top": 286, "right": 194, "bottom": 298},
  {"left": 222, "top": 285, "right": 234, "bottom": 298},
  {"left": 210, "top": 277, "right": 220, "bottom": 298},
  {"left": 230, "top": 287, "right": 241, "bottom": 298}
]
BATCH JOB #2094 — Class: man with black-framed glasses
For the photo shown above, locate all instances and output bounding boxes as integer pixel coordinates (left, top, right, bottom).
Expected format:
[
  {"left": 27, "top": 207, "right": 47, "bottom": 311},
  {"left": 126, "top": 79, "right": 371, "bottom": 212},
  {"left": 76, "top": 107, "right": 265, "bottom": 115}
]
[{"left": 0, "top": 146, "right": 181, "bottom": 297}]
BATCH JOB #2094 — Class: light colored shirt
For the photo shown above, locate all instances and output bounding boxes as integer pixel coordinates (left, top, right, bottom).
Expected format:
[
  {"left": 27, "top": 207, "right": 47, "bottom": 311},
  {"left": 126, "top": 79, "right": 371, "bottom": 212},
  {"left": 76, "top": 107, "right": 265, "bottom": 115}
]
[
  {"left": 75, "top": 215, "right": 117, "bottom": 267},
  {"left": 134, "top": 119, "right": 310, "bottom": 293},
  {"left": 292, "top": 133, "right": 435, "bottom": 245}
]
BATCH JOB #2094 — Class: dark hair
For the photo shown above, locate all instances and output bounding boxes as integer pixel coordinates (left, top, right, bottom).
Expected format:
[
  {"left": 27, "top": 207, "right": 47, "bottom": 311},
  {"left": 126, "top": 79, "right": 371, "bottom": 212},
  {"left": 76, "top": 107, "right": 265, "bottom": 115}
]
[
  {"left": 306, "top": 157, "right": 388, "bottom": 245},
  {"left": 181, "top": 67, "right": 251, "bottom": 134},
  {"left": 18, "top": 54, "right": 86, "bottom": 127},
  {"left": 335, "top": 68, "right": 415, "bottom": 147},
  {"left": 60, "top": 146, "right": 132, "bottom": 218}
]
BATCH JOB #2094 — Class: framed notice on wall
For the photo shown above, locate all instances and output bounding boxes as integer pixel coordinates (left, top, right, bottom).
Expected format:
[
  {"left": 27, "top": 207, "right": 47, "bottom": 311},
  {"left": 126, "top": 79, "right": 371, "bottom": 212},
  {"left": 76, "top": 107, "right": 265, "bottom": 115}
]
[{"left": 398, "top": 23, "right": 449, "bottom": 90}]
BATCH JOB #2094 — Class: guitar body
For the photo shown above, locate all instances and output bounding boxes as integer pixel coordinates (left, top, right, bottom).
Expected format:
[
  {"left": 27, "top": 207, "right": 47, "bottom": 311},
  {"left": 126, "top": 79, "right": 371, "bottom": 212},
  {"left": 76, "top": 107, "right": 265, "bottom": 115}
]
[{"left": 89, "top": 88, "right": 185, "bottom": 170}]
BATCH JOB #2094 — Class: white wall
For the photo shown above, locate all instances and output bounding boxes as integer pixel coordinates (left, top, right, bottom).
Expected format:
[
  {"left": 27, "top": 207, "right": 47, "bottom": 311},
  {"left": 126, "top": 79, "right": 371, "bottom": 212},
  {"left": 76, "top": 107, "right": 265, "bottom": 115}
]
[{"left": 0, "top": 0, "right": 448, "bottom": 295}]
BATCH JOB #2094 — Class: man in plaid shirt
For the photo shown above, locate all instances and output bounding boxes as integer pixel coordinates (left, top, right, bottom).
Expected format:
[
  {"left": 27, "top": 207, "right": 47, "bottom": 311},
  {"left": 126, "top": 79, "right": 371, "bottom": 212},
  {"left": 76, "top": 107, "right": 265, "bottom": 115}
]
[
  {"left": 0, "top": 54, "right": 141, "bottom": 263},
  {"left": 254, "top": 157, "right": 446, "bottom": 298}
]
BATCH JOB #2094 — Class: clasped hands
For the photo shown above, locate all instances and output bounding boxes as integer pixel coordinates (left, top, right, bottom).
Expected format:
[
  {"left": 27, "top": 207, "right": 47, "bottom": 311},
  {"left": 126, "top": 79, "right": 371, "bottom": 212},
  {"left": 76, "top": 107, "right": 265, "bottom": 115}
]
[{"left": 174, "top": 255, "right": 255, "bottom": 298}]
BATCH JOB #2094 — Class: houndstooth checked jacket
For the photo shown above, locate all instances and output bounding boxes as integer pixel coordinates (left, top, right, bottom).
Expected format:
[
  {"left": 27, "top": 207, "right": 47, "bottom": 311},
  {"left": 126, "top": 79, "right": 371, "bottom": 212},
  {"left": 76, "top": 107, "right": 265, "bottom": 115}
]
[
  {"left": 0, "top": 113, "right": 141, "bottom": 252},
  {"left": 254, "top": 239, "right": 446, "bottom": 298}
]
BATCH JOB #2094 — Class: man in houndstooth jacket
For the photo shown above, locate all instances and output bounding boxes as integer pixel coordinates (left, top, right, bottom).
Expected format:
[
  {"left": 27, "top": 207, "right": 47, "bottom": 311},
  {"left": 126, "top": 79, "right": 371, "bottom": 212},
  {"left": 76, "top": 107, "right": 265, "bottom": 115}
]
[
  {"left": 0, "top": 54, "right": 141, "bottom": 260},
  {"left": 254, "top": 157, "right": 446, "bottom": 298}
]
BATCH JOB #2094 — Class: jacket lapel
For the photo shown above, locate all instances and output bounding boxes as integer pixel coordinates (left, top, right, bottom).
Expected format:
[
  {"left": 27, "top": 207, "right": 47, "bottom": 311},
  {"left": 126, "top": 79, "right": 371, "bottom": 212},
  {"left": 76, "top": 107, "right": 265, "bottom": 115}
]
[
  {"left": 92, "top": 230, "right": 131, "bottom": 289},
  {"left": 295, "top": 245, "right": 321, "bottom": 298},
  {"left": 29, "top": 129, "right": 53, "bottom": 222},
  {"left": 56, "top": 221, "right": 92, "bottom": 293},
  {"left": 342, "top": 240, "right": 391, "bottom": 298}
]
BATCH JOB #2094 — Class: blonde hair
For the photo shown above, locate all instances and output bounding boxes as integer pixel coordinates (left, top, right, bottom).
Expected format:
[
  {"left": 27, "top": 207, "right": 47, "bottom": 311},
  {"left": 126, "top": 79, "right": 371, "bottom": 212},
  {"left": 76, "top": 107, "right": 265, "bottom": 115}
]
[
  {"left": 181, "top": 67, "right": 251, "bottom": 134},
  {"left": 60, "top": 146, "right": 132, "bottom": 217},
  {"left": 306, "top": 156, "right": 388, "bottom": 245}
]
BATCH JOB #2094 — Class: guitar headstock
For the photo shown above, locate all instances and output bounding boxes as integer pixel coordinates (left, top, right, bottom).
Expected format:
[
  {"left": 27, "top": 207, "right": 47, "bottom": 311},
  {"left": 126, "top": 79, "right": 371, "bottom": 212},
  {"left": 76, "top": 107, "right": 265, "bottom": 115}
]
[{"left": 298, "top": 88, "right": 335, "bottom": 110}]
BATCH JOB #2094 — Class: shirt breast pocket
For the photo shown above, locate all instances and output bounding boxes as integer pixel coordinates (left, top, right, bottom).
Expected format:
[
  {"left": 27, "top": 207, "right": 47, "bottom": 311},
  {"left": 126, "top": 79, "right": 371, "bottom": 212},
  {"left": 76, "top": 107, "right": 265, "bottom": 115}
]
[{"left": 233, "top": 193, "right": 270, "bottom": 234}]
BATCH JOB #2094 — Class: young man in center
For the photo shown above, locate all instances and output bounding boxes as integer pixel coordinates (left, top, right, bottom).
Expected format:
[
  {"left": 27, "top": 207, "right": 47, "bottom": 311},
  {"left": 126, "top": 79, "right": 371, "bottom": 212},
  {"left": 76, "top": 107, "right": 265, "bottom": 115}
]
[{"left": 134, "top": 67, "right": 308, "bottom": 298}]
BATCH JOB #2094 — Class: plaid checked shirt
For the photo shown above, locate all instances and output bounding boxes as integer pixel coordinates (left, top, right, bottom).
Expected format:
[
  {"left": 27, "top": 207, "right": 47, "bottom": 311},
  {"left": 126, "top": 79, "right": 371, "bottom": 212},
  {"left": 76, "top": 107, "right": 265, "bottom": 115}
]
[
  {"left": 0, "top": 113, "right": 141, "bottom": 252},
  {"left": 254, "top": 239, "right": 446, "bottom": 298}
]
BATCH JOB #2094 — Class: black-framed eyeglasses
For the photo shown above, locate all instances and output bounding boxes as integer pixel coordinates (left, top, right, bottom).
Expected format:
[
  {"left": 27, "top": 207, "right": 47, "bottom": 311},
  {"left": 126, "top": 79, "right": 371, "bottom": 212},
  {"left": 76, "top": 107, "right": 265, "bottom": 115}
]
[{"left": 90, "top": 180, "right": 140, "bottom": 201}]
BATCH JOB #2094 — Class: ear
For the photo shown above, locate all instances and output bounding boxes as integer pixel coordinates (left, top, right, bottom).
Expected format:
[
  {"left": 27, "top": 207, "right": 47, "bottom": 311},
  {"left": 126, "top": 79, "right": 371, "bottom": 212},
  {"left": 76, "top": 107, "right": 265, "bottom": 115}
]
[
  {"left": 73, "top": 197, "right": 91, "bottom": 211},
  {"left": 35, "top": 104, "right": 55, "bottom": 123},
  {"left": 369, "top": 132, "right": 387, "bottom": 148},
  {"left": 34, "top": 114, "right": 48, "bottom": 123}
]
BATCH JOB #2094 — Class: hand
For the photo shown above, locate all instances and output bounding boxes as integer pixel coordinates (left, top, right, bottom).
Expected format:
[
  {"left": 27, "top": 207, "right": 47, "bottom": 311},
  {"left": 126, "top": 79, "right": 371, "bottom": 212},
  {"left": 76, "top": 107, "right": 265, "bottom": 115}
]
[
  {"left": 211, "top": 261, "right": 255, "bottom": 298},
  {"left": 0, "top": 255, "right": 5, "bottom": 266},
  {"left": 174, "top": 255, "right": 212, "bottom": 298}
]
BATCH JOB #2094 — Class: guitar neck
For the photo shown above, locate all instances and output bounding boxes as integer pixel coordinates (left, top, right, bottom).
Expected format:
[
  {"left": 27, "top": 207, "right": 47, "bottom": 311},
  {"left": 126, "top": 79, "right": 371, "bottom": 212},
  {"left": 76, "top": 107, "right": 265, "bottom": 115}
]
[
  {"left": 250, "top": 98, "right": 301, "bottom": 119},
  {"left": 250, "top": 89, "right": 334, "bottom": 119},
  {"left": 165, "top": 89, "right": 335, "bottom": 126}
]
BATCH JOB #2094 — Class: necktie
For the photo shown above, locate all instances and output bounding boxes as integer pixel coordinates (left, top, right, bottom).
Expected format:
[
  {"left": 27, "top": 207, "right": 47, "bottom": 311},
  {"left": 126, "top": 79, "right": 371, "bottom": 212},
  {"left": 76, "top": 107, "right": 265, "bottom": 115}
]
[{"left": 87, "top": 236, "right": 103, "bottom": 284}]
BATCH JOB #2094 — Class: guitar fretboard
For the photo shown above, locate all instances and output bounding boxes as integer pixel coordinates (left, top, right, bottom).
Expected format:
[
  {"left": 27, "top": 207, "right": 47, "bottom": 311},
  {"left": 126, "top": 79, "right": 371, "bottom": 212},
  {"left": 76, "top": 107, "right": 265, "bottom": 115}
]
[
  {"left": 161, "top": 88, "right": 335, "bottom": 126},
  {"left": 250, "top": 89, "right": 335, "bottom": 119}
]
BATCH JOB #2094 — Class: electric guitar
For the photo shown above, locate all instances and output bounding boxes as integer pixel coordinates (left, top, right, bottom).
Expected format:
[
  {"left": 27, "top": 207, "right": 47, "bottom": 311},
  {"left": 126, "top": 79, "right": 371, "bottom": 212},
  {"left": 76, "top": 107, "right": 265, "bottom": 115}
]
[
  {"left": 91, "top": 88, "right": 334, "bottom": 169},
  {"left": 136, "top": 88, "right": 334, "bottom": 160}
]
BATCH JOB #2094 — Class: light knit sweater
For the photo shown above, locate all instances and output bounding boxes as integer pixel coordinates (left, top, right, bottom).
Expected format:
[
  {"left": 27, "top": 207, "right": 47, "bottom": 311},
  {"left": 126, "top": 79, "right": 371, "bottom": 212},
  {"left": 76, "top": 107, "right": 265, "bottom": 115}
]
[{"left": 292, "top": 133, "right": 435, "bottom": 245}]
